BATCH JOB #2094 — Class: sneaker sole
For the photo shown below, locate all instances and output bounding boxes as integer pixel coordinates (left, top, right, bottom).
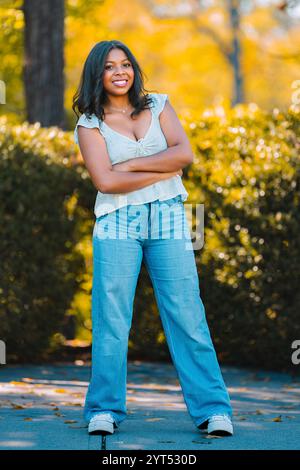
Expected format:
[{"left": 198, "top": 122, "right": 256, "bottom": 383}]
[{"left": 207, "top": 421, "right": 233, "bottom": 436}]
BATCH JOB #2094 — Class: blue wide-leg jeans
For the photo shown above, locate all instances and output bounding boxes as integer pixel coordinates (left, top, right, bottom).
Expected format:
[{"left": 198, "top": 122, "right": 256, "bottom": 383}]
[{"left": 83, "top": 195, "right": 232, "bottom": 428}]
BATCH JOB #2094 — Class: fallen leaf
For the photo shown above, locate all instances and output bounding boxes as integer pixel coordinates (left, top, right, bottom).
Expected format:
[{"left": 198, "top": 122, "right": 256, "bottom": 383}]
[
  {"left": 23, "top": 418, "right": 32, "bottom": 421},
  {"left": 145, "top": 418, "right": 165, "bottom": 422},
  {"left": 192, "top": 440, "right": 212, "bottom": 445},
  {"left": 60, "top": 402, "right": 81, "bottom": 407},
  {"left": 54, "top": 389, "right": 67, "bottom": 394},
  {"left": 11, "top": 403, "right": 26, "bottom": 410},
  {"left": 64, "top": 420, "right": 77, "bottom": 424},
  {"left": 272, "top": 416, "right": 282, "bottom": 422}
]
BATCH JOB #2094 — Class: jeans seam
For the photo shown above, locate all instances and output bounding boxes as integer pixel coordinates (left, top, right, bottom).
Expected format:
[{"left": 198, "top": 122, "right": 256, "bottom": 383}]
[{"left": 144, "top": 261, "right": 177, "bottom": 359}]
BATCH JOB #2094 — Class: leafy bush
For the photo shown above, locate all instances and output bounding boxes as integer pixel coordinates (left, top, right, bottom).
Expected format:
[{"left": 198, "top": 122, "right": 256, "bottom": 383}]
[
  {"left": 0, "top": 117, "right": 94, "bottom": 362},
  {"left": 179, "top": 104, "right": 300, "bottom": 370}
]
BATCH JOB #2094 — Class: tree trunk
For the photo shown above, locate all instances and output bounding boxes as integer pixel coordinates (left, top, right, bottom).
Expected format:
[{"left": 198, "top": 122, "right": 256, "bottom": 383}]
[
  {"left": 23, "top": 0, "right": 65, "bottom": 128},
  {"left": 227, "top": 0, "right": 245, "bottom": 105}
]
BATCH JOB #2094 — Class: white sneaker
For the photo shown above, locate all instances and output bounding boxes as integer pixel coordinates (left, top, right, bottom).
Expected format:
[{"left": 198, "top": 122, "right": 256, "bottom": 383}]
[
  {"left": 207, "top": 414, "right": 233, "bottom": 436},
  {"left": 88, "top": 413, "right": 116, "bottom": 435}
]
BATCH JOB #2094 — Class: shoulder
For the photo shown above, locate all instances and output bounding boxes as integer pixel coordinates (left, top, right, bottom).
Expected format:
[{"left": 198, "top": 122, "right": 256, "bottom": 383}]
[
  {"left": 148, "top": 92, "right": 169, "bottom": 116},
  {"left": 76, "top": 112, "right": 100, "bottom": 129},
  {"left": 74, "top": 113, "right": 102, "bottom": 145}
]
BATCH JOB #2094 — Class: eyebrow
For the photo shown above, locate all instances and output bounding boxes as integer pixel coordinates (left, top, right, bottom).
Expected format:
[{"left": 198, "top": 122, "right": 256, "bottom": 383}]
[{"left": 105, "top": 59, "right": 130, "bottom": 64}]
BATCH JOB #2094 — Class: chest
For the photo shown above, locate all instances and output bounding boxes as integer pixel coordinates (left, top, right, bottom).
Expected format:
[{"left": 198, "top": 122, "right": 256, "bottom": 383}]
[
  {"left": 103, "top": 108, "right": 153, "bottom": 142},
  {"left": 99, "top": 112, "right": 168, "bottom": 164}
]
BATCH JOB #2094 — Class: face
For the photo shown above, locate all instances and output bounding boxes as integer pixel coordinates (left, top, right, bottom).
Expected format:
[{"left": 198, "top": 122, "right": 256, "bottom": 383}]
[{"left": 102, "top": 48, "right": 134, "bottom": 96}]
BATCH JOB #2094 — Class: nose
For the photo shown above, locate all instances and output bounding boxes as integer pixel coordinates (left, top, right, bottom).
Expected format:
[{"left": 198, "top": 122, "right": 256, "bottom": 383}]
[
  {"left": 115, "top": 65, "right": 125, "bottom": 75},
  {"left": 113, "top": 73, "right": 127, "bottom": 81}
]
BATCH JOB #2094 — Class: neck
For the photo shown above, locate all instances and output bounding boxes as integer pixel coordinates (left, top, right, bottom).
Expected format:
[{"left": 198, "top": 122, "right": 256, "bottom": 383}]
[{"left": 104, "top": 93, "right": 130, "bottom": 109}]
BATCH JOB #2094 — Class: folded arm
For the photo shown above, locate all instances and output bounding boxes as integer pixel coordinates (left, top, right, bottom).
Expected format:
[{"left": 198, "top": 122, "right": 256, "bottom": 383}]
[
  {"left": 76, "top": 125, "right": 181, "bottom": 194},
  {"left": 113, "top": 99, "right": 194, "bottom": 173}
]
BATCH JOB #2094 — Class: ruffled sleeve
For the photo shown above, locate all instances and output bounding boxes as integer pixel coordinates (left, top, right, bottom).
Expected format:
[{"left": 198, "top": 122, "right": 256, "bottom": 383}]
[
  {"left": 74, "top": 113, "right": 101, "bottom": 145},
  {"left": 151, "top": 93, "right": 169, "bottom": 117}
]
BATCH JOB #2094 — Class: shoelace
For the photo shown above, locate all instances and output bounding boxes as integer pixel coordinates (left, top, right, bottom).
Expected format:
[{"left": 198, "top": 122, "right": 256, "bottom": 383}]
[
  {"left": 210, "top": 414, "right": 231, "bottom": 421},
  {"left": 90, "top": 413, "right": 114, "bottom": 423}
]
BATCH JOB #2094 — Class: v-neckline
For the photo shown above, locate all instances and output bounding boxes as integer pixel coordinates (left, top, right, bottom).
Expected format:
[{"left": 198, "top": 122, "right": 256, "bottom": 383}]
[{"left": 101, "top": 101, "right": 154, "bottom": 144}]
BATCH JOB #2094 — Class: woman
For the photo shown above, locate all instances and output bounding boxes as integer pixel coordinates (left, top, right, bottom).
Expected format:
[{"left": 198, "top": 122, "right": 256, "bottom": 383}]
[{"left": 73, "top": 40, "right": 233, "bottom": 437}]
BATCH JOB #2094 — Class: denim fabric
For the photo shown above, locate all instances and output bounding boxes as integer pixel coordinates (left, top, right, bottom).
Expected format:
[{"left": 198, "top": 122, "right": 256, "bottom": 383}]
[{"left": 84, "top": 195, "right": 233, "bottom": 428}]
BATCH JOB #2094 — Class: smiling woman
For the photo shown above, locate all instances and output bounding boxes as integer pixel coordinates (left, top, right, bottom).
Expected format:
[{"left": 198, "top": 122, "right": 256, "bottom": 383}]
[
  {"left": 72, "top": 39, "right": 233, "bottom": 439},
  {"left": 72, "top": 41, "right": 192, "bottom": 216}
]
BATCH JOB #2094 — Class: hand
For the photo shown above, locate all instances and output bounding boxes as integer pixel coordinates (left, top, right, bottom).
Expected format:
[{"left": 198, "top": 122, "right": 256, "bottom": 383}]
[{"left": 176, "top": 168, "right": 183, "bottom": 176}]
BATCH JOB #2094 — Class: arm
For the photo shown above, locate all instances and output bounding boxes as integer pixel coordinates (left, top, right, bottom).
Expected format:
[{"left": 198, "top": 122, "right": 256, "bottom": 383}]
[
  {"left": 77, "top": 125, "right": 181, "bottom": 194},
  {"left": 114, "top": 99, "right": 194, "bottom": 173},
  {"left": 105, "top": 168, "right": 181, "bottom": 194}
]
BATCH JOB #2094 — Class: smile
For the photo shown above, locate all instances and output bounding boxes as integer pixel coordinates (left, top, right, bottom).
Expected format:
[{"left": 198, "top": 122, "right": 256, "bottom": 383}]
[{"left": 112, "top": 79, "right": 128, "bottom": 87}]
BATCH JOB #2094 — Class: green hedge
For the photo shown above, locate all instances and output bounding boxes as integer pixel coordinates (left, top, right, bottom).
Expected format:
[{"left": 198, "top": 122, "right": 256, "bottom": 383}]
[
  {"left": 0, "top": 117, "right": 95, "bottom": 362},
  {"left": 182, "top": 104, "right": 300, "bottom": 370}
]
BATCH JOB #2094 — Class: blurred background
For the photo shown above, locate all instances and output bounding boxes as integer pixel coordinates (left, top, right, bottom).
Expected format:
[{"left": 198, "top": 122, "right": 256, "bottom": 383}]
[{"left": 0, "top": 0, "right": 299, "bottom": 371}]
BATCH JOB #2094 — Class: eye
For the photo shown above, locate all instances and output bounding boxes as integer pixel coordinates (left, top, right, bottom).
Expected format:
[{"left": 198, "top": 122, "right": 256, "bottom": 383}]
[{"left": 104, "top": 63, "right": 131, "bottom": 70}]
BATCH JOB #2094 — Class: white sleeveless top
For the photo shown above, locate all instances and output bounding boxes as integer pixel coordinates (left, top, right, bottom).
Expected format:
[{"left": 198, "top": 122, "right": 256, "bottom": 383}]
[{"left": 74, "top": 92, "right": 189, "bottom": 218}]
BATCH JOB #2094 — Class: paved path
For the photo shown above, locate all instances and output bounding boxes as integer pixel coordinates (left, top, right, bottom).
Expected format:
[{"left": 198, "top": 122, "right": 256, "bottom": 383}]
[{"left": 0, "top": 361, "right": 299, "bottom": 450}]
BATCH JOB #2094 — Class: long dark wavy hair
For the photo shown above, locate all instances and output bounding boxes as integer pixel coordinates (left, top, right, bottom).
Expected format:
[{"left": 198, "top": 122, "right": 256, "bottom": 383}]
[{"left": 72, "top": 40, "right": 156, "bottom": 122}]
